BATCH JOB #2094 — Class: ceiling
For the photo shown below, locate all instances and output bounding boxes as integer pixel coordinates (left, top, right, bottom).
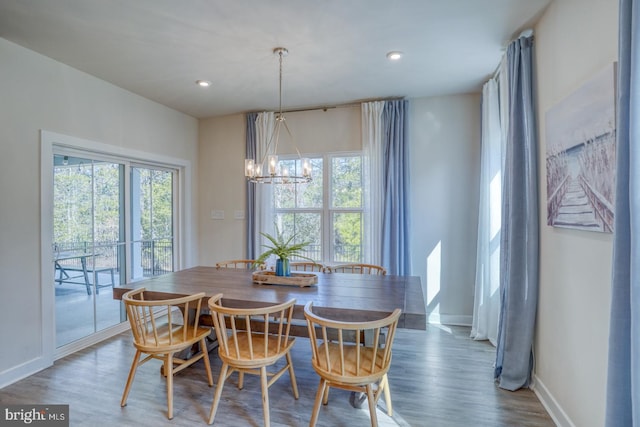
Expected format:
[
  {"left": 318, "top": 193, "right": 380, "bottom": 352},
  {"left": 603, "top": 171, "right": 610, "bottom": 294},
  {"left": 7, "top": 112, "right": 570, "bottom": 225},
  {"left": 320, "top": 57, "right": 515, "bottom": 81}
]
[{"left": 0, "top": 0, "right": 551, "bottom": 119}]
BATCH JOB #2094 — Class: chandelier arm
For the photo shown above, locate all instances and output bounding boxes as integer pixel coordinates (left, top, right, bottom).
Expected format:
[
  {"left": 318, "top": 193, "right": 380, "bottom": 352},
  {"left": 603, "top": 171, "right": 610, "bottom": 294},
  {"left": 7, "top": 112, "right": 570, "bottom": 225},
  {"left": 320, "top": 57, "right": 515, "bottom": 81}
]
[
  {"left": 256, "top": 114, "right": 280, "bottom": 167},
  {"left": 281, "top": 119, "right": 303, "bottom": 159},
  {"left": 272, "top": 119, "right": 282, "bottom": 156}
]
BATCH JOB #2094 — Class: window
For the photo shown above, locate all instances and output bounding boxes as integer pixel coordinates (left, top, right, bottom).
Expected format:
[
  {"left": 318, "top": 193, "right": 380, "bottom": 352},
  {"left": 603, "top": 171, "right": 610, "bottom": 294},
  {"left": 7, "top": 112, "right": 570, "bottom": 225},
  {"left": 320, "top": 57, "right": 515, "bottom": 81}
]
[{"left": 273, "top": 153, "right": 363, "bottom": 264}]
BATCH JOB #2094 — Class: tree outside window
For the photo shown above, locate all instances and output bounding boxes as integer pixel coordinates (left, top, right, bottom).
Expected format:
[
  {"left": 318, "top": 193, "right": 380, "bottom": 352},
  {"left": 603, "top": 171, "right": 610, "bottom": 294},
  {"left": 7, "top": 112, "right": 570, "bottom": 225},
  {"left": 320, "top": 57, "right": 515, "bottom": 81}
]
[{"left": 272, "top": 154, "right": 363, "bottom": 264}]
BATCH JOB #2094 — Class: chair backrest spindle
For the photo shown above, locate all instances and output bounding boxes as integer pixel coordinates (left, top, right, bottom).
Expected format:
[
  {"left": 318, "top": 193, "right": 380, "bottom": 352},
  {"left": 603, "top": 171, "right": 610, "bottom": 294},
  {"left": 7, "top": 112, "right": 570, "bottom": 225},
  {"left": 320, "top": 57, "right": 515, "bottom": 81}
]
[
  {"left": 207, "top": 294, "right": 296, "bottom": 364},
  {"left": 328, "top": 263, "right": 387, "bottom": 275}
]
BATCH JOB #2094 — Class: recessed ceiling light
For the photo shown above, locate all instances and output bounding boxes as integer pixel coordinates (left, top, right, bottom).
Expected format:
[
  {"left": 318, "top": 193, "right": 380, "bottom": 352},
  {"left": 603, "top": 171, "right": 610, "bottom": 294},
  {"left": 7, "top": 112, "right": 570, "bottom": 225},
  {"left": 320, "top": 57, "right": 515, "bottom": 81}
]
[
  {"left": 386, "top": 51, "right": 403, "bottom": 61},
  {"left": 196, "top": 80, "right": 212, "bottom": 87}
]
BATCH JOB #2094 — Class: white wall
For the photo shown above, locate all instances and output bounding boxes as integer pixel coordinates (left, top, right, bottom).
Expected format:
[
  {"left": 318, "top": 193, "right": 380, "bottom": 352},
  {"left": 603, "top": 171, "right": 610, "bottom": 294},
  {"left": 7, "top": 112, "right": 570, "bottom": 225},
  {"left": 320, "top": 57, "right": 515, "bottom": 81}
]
[
  {"left": 198, "top": 113, "right": 247, "bottom": 264},
  {"left": 0, "top": 38, "right": 199, "bottom": 386},
  {"left": 533, "top": 1, "right": 618, "bottom": 426},
  {"left": 408, "top": 94, "right": 482, "bottom": 325},
  {"left": 197, "top": 107, "right": 361, "bottom": 266}
]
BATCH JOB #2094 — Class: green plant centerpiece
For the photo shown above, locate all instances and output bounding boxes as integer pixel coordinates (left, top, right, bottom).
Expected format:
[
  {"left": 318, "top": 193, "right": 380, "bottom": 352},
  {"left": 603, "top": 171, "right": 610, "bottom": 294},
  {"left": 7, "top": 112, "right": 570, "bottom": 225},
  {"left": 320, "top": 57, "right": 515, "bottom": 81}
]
[{"left": 255, "top": 229, "right": 312, "bottom": 277}]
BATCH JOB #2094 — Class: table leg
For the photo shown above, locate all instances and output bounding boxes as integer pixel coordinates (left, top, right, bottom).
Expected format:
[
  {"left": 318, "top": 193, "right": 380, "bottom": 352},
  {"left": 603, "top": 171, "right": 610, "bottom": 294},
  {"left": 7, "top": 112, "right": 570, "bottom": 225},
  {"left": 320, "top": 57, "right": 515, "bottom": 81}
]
[
  {"left": 81, "top": 256, "right": 91, "bottom": 295},
  {"left": 54, "top": 261, "right": 70, "bottom": 284}
]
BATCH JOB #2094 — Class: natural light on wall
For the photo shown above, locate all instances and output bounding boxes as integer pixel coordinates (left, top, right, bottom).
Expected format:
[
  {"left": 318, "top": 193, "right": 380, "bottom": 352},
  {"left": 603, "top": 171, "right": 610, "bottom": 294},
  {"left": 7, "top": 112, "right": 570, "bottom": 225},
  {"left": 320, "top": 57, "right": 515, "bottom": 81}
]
[{"left": 427, "top": 241, "right": 442, "bottom": 323}]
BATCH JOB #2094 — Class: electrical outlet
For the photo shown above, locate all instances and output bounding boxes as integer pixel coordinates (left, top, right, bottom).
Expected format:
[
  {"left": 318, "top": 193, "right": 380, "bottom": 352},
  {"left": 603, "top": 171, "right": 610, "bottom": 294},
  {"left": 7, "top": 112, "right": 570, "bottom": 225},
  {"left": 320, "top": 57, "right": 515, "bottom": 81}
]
[
  {"left": 234, "top": 210, "right": 245, "bottom": 220},
  {"left": 210, "top": 209, "right": 224, "bottom": 220}
]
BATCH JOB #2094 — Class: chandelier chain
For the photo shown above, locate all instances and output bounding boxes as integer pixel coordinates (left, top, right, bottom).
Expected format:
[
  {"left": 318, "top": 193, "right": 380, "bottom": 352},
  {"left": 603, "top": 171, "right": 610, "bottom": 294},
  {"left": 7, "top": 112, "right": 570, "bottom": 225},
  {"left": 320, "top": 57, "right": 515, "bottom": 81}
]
[{"left": 278, "top": 49, "right": 283, "bottom": 117}]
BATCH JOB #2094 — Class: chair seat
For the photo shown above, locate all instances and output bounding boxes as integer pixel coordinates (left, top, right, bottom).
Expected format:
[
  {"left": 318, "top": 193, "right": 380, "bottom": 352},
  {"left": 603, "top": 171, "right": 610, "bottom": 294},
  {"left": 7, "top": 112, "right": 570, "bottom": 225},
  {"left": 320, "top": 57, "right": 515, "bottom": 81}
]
[
  {"left": 312, "top": 343, "right": 388, "bottom": 385},
  {"left": 134, "top": 324, "right": 212, "bottom": 353},
  {"left": 219, "top": 333, "right": 296, "bottom": 367}
]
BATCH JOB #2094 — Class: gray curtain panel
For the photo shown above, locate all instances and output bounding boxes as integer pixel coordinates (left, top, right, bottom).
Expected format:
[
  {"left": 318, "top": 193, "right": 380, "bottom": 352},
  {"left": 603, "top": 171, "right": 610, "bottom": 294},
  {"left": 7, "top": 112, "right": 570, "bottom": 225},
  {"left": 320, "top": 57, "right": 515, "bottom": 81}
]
[
  {"left": 605, "top": 0, "right": 640, "bottom": 424},
  {"left": 381, "top": 99, "right": 411, "bottom": 276},
  {"left": 246, "top": 112, "right": 258, "bottom": 259},
  {"left": 494, "top": 35, "right": 540, "bottom": 391}
]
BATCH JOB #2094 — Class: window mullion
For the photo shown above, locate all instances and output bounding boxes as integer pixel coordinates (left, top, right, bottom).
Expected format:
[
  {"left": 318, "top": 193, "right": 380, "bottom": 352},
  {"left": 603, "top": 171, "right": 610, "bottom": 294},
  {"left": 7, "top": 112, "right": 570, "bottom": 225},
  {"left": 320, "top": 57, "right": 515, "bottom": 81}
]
[{"left": 323, "top": 154, "right": 331, "bottom": 263}]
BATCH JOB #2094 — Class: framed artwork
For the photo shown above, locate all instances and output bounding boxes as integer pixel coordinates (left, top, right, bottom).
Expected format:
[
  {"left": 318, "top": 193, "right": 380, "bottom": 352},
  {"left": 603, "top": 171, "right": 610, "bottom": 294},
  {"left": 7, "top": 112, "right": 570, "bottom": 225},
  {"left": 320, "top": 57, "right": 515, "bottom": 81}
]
[{"left": 545, "top": 63, "right": 617, "bottom": 232}]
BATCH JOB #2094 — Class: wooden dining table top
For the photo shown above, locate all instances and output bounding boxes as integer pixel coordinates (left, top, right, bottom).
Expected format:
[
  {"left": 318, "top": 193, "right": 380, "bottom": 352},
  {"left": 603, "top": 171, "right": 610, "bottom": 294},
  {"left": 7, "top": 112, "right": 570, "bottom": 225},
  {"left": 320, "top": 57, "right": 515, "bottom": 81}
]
[{"left": 113, "top": 266, "right": 426, "bottom": 330}]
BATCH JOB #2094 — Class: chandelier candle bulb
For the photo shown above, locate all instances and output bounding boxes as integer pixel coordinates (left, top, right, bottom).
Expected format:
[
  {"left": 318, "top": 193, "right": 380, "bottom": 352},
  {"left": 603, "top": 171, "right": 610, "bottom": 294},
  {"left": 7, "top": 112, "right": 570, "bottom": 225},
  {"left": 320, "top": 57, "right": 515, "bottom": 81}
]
[
  {"left": 268, "top": 155, "right": 278, "bottom": 175},
  {"left": 245, "top": 159, "right": 255, "bottom": 177},
  {"left": 302, "top": 158, "right": 312, "bottom": 178}
]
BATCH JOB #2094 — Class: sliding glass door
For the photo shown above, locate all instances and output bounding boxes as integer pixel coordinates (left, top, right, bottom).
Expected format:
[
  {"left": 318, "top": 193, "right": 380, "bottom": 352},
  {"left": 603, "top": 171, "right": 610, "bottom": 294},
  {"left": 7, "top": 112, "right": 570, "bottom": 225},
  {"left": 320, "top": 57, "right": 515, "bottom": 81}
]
[
  {"left": 53, "top": 154, "right": 125, "bottom": 347},
  {"left": 130, "top": 166, "right": 174, "bottom": 280},
  {"left": 53, "top": 153, "right": 176, "bottom": 348}
]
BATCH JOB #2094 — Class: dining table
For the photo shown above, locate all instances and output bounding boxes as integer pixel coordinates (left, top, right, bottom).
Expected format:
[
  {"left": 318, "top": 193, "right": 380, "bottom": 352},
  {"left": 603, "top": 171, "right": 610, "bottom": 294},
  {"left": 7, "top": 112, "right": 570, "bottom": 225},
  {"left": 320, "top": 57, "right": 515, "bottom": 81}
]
[{"left": 112, "top": 266, "right": 426, "bottom": 331}]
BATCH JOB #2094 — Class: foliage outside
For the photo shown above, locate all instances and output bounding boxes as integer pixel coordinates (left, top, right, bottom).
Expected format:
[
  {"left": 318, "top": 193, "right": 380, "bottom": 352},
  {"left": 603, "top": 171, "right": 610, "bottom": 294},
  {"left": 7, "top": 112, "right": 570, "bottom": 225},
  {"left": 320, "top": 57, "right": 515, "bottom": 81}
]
[
  {"left": 272, "top": 155, "right": 363, "bottom": 263},
  {"left": 53, "top": 156, "right": 174, "bottom": 275}
]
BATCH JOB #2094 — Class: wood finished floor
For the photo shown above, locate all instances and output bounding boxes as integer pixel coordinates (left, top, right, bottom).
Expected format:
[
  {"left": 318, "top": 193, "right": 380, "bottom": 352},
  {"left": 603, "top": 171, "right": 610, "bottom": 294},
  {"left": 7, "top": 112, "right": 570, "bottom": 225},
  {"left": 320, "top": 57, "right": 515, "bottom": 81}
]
[{"left": 0, "top": 325, "right": 554, "bottom": 427}]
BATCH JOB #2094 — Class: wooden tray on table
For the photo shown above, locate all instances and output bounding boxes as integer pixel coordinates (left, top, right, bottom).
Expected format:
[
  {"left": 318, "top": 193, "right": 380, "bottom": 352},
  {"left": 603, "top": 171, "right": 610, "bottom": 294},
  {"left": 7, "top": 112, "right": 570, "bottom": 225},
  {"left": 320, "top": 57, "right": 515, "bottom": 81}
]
[{"left": 252, "top": 271, "right": 318, "bottom": 287}]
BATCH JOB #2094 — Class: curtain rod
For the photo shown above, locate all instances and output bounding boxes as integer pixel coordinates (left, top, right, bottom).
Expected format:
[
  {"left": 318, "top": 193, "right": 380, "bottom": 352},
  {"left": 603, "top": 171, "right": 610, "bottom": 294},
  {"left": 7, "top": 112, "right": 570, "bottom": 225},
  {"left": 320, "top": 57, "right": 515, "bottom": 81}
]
[
  {"left": 492, "top": 29, "right": 534, "bottom": 81},
  {"left": 253, "top": 97, "right": 405, "bottom": 115}
]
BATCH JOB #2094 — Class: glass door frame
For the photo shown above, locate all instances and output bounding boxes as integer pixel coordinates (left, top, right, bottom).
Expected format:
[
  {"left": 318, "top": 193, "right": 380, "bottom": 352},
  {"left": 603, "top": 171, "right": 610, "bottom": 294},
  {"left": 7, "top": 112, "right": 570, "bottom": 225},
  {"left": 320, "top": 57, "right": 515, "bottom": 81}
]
[
  {"left": 52, "top": 151, "right": 127, "bottom": 347},
  {"left": 41, "top": 130, "right": 191, "bottom": 362}
]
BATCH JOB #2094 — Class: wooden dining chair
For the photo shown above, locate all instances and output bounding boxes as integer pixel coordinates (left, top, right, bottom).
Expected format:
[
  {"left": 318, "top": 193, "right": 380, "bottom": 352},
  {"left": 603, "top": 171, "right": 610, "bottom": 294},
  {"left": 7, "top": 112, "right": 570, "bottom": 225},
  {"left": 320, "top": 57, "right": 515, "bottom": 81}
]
[
  {"left": 215, "top": 259, "right": 265, "bottom": 270},
  {"left": 207, "top": 294, "right": 299, "bottom": 426},
  {"left": 304, "top": 302, "right": 402, "bottom": 427},
  {"left": 329, "top": 263, "right": 387, "bottom": 275},
  {"left": 289, "top": 261, "right": 326, "bottom": 272},
  {"left": 120, "top": 288, "right": 213, "bottom": 420}
]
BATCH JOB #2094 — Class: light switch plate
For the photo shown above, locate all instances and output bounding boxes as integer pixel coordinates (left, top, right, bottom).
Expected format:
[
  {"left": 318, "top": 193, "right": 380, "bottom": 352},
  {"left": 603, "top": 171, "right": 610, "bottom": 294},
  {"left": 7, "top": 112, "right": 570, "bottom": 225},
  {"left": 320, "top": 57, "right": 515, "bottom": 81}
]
[
  {"left": 211, "top": 209, "right": 224, "bottom": 220},
  {"left": 234, "top": 210, "right": 245, "bottom": 220}
]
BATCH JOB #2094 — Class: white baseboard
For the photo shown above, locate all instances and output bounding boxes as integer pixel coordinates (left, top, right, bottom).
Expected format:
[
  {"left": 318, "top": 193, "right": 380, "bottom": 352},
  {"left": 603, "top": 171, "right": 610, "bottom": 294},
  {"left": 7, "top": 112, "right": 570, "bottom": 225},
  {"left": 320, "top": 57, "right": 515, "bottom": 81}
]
[
  {"left": 55, "top": 322, "right": 130, "bottom": 359},
  {"left": 0, "top": 322, "right": 130, "bottom": 389},
  {"left": 428, "top": 313, "right": 472, "bottom": 326},
  {"left": 532, "top": 374, "right": 575, "bottom": 427},
  {"left": 0, "top": 357, "right": 52, "bottom": 390}
]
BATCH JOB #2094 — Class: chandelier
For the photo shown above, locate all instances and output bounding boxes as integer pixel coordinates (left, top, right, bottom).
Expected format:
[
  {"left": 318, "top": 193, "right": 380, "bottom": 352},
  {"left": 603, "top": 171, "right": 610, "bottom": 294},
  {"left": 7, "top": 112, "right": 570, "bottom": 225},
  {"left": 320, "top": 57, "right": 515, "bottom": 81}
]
[{"left": 244, "top": 47, "right": 312, "bottom": 184}]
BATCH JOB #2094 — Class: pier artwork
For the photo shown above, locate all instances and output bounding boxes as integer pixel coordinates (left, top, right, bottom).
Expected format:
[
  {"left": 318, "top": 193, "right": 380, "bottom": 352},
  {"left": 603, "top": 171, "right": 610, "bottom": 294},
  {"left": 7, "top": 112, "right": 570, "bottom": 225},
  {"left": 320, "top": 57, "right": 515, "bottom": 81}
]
[
  {"left": 546, "top": 131, "right": 615, "bottom": 232},
  {"left": 545, "top": 63, "right": 617, "bottom": 233}
]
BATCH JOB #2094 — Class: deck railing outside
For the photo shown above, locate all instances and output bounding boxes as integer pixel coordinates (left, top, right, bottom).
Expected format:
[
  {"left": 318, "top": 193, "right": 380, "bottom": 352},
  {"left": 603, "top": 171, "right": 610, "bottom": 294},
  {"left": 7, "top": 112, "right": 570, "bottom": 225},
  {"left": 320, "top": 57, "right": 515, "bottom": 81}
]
[{"left": 53, "top": 239, "right": 173, "bottom": 278}]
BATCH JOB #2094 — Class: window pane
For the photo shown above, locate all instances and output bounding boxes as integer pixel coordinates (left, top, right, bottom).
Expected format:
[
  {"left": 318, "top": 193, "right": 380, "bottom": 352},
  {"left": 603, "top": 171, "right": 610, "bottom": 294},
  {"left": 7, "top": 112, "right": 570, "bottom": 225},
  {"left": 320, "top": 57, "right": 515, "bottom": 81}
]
[
  {"left": 275, "top": 212, "right": 322, "bottom": 261},
  {"left": 333, "top": 212, "right": 362, "bottom": 263},
  {"left": 274, "top": 159, "right": 296, "bottom": 208},
  {"left": 131, "top": 167, "right": 174, "bottom": 279},
  {"left": 151, "top": 169, "right": 173, "bottom": 239},
  {"left": 53, "top": 157, "right": 93, "bottom": 245},
  {"left": 298, "top": 158, "right": 323, "bottom": 208},
  {"left": 94, "top": 162, "right": 121, "bottom": 243},
  {"left": 274, "top": 158, "right": 323, "bottom": 209},
  {"left": 332, "top": 156, "right": 362, "bottom": 208}
]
